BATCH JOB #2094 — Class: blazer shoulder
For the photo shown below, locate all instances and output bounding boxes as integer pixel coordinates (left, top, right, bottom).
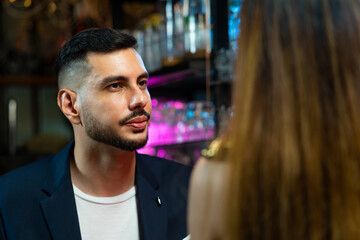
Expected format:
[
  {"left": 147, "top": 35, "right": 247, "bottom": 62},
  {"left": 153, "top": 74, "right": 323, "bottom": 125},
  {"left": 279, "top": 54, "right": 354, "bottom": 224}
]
[{"left": 136, "top": 153, "right": 193, "bottom": 197}]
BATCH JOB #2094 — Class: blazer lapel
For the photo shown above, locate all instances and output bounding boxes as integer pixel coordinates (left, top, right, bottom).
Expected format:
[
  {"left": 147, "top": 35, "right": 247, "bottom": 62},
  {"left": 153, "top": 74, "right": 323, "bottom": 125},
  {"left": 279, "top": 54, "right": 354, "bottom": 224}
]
[
  {"left": 136, "top": 154, "right": 168, "bottom": 240},
  {"left": 40, "top": 142, "right": 82, "bottom": 240}
]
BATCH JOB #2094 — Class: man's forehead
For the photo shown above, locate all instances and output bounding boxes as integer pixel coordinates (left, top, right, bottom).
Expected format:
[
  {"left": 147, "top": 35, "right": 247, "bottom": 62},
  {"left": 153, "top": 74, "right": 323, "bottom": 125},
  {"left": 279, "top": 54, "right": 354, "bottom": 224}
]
[{"left": 85, "top": 49, "right": 147, "bottom": 84}]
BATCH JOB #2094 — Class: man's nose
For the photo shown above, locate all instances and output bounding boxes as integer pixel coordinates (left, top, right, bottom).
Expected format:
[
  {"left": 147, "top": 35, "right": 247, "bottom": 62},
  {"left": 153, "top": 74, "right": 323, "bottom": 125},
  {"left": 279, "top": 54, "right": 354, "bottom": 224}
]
[{"left": 129, "top": 87, "right": 149, "bottom": 110}]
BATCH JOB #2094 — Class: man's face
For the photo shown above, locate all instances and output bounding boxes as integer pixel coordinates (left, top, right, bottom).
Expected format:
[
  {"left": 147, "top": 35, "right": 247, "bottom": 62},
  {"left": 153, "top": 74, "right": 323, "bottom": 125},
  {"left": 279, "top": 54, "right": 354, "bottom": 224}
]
[{"left": 79, "top": 48, "right": 152, "bottom": 151}]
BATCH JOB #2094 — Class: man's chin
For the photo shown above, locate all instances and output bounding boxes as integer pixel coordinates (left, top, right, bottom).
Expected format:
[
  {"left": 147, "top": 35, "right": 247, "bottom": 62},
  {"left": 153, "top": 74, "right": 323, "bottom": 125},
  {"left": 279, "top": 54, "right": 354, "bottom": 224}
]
[
  {"left": 86, "top": 126, "right": 148, "bottom": 151},
  {"left": 126, "top": 130, "right": 148, "bottom": 142},
  {"left": 116, "top": 135, "right": 149, "bottom": 151},
  {"left": 103, "top": 139, "right": 147, "bottom": 151}
]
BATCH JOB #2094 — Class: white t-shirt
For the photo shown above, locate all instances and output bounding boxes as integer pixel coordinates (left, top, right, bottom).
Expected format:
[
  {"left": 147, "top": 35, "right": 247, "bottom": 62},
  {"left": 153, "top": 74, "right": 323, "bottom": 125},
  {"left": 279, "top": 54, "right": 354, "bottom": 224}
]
[{"left": 73, "top": 185, "right": 139, "bottom": 240}]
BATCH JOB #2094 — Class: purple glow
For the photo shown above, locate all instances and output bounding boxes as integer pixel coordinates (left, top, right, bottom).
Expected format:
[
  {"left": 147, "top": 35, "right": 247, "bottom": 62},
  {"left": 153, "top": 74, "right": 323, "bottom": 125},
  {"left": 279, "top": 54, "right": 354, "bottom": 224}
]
[
  {"left": 151, "top": 99, "right": 159, "bottom": 107},
  {"left": 157, "top": 149, "right": 166, "bottom": 158},
  {"left": 148, "top": 69, "right": 197, "bottom": 87},
  {"left": 145, "top": 122, "right": 215, "bottom": 147},
  {"left": 139, "top": 99, "right": 216, "bottom": 157},
  {"left": 137, "top": 146, "right": 156, "bottom": 155},
  {"left": 174, "top": 101, "right": 184, "bottom": 109}
]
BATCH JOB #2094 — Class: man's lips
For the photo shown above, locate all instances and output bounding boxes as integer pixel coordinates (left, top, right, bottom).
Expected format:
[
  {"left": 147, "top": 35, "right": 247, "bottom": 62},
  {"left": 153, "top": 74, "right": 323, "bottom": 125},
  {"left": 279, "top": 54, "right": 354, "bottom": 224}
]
[{"left": 124, "top": 116, "right": 148, "bottom": 129}]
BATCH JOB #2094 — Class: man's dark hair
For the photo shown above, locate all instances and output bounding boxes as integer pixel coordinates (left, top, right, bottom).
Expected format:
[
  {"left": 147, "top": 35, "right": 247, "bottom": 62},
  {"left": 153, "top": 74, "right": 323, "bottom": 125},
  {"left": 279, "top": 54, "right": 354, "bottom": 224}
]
[{"left": 56, "top": 28, "right": 137, "bottom": 89}]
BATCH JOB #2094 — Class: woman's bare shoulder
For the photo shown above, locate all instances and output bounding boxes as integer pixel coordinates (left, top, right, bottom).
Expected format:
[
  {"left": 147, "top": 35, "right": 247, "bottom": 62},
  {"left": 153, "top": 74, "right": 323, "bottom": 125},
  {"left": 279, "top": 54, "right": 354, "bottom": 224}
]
[
  {"left": 191, "top": 157, "right": 228, "bottom": 189},
  {"left": 188, "top": 157, "right": 229, "bottom": 239}
]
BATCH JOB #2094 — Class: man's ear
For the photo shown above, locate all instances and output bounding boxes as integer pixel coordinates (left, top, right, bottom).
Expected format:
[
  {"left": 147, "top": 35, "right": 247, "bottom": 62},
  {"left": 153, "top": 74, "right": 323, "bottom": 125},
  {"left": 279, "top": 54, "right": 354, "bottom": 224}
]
[{"left": 57, "top": 89, "right": 82, "bottom": 125}]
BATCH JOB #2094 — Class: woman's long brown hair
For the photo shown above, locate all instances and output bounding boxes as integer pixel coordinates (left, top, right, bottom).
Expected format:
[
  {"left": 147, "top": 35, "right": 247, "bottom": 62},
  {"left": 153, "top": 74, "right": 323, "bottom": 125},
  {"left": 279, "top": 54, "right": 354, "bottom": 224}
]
[{"left": 220, "top": 0, "right": 360, "bottom": 239}]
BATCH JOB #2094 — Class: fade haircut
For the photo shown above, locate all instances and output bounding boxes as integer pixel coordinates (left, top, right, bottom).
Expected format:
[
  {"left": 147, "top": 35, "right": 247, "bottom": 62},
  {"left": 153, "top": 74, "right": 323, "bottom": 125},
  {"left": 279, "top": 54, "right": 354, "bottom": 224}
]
[{"left": 55, "top": 28, "right": 137, "bottom": 90}]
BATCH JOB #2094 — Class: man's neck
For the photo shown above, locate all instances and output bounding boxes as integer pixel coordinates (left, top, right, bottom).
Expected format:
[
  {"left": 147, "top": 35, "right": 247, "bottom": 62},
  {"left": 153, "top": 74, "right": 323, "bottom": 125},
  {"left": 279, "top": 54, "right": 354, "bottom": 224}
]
[{"left": 70, "top": 139, "right": 136, "bottom": 197}]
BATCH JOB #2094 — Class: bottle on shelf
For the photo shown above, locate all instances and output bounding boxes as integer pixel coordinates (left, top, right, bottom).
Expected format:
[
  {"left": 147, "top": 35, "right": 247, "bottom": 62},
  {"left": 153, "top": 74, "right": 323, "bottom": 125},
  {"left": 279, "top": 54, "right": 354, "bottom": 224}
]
[{"left": 183, "top": 0, "right": 207, "bottom": 58}]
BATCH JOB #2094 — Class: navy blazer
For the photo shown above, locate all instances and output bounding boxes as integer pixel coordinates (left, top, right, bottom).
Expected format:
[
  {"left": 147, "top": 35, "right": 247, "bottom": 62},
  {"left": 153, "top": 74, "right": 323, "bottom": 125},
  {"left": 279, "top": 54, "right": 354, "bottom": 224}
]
[{"left": 0, "top": 142, "right": 192, "bottom": 240}]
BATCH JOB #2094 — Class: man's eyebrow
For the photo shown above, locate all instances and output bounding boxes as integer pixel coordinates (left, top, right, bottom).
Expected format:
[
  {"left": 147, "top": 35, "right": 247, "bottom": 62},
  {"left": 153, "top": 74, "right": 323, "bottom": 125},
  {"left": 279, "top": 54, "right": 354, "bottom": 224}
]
[
  {"left": 139, "top": 72, "right": 150, "bottom": 79},
  {"left": 99, "top": 72, "right": 149, "bottom": 86}
]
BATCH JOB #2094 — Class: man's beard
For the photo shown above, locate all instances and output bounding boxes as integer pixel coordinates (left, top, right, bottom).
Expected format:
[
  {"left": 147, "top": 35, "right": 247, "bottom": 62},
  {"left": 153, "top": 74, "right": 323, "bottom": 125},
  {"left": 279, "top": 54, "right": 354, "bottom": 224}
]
[{"left": 83, "top": 109, "right": 150, "bottom": 151}]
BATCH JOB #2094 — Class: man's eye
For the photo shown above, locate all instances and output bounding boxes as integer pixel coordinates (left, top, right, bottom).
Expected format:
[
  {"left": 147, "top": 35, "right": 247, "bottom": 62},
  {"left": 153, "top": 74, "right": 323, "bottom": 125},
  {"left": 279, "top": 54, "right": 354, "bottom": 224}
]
[
  {"left": 139, "top": 80, "right": 148, "bottom": 87},
  {"left": 109, "top": 83, "right": 120, "bottom": 89}
]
